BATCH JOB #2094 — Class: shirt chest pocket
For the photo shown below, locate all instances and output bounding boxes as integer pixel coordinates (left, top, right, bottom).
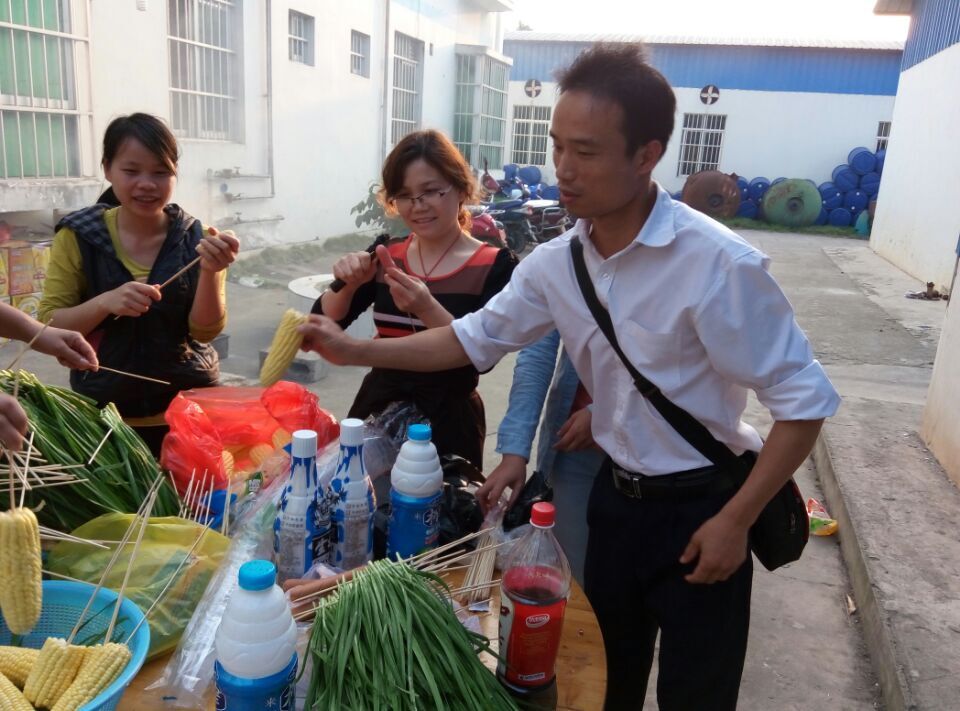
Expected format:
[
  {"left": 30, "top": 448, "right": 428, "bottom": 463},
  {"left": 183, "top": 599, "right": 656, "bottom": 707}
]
[{"left": 617, "top": 320, "right": 683, "bottom": 392}]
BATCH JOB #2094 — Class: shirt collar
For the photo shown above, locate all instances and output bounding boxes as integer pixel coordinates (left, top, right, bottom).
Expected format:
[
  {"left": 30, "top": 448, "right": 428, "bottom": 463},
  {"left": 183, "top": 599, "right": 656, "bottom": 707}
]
[{"left": 574, "top": 182, "right": 677, "bottom": 252}]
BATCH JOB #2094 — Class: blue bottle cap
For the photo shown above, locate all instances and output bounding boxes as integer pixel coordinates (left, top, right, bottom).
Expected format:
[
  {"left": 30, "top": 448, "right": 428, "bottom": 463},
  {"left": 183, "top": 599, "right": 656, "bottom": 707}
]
[
  {"left": 238, "top": 560, "right": 276, "bottom": 591},
  {"left": 407, "top": 424, "right": 432, "bottom": 442}
]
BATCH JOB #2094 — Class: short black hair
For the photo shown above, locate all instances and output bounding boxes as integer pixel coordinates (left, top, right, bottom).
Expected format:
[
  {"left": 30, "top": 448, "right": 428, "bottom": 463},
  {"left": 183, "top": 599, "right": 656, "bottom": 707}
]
[
  {"left": 101, "top": 113, "right": 179, "bottom": 173},
  {"left": 556, "top": 43, "right": 676, "bottom": 156}
]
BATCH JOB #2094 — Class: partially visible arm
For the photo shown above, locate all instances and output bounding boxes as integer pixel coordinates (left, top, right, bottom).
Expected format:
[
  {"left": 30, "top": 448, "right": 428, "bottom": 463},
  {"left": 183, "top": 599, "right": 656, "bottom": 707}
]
[
  {"left": 0, "top": 303, "right": 97, "bottom": 369},
  {"left": 189, "top": 228, "right": 239, "bottom": 332}
]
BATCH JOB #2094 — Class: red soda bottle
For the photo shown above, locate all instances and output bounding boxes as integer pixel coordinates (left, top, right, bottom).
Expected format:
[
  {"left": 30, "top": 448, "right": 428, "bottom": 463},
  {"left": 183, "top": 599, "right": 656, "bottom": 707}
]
[{"left": 497, "top": 502, "right": 571, "bottom": 707}]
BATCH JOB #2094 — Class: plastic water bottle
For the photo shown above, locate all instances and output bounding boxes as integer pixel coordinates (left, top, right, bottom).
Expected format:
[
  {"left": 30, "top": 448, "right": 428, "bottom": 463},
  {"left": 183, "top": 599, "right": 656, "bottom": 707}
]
[
  {"left": 214, "top": 560, "right": 298, "bottom": 710},
  {"left": 331, "top": 418, "right": 375, "bottom": 570},
  {"left": 387, "top": 424, "right": 444, "bottom": 559},
  {"left": 497, "top": 502, "right": 570, "bottom": 707},
  {"left": 273, "top": 430, "right": 324, "bottom": 583}
]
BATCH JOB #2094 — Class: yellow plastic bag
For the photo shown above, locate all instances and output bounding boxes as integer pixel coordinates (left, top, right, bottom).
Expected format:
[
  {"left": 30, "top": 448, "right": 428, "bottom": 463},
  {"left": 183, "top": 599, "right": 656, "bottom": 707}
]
[{"left": 47, "top": 514, "right": 229, "bottom": 659}]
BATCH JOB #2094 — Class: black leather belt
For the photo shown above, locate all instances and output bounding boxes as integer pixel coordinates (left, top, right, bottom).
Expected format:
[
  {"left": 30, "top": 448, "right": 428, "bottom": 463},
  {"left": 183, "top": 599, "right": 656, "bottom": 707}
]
[{"left": 611, "top": 460, "right": 745, "bottom": 500}]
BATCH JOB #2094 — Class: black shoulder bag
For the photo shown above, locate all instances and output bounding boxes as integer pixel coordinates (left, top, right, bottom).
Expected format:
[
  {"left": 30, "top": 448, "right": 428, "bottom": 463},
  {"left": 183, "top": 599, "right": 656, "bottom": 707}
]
[{"left": 570, "top": 236, "right": 807, "bottom": 571}]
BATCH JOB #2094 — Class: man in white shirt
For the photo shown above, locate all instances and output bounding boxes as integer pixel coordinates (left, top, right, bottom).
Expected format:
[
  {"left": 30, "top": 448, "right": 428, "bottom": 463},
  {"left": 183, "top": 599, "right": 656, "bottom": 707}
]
[{"left": 301, "top": 43, "right": 840, "bottom": 710}]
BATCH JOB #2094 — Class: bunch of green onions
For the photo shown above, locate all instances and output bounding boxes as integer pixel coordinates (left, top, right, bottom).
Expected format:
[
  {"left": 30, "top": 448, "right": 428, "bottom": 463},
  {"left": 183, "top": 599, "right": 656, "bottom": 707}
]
[
  {"left": 304, "top": 558, "right": 518, "bottom": 710},
  {"left": 0, "top": 369, "right": 179, "bottom": 530}
]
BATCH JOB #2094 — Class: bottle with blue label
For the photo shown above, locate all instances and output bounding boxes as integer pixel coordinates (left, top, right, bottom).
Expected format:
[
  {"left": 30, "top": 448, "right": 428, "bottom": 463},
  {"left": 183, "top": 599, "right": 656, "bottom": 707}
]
[
  {"left": 273, "top": 430, "right": 327, "bottom": 584},
  {"left": 214, "top": 560, "right": 298, "bottom": 711},
  {"left": 331, "top": 418, "right": 375, "bottom": 570},
  {"left": 387, "top": 424, "right": 444, "bottom": 559}
]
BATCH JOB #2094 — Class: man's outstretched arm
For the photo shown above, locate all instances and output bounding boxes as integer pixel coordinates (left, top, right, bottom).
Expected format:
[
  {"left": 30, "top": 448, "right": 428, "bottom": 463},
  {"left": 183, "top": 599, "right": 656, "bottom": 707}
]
[{"left": 298, "top": 315, "right": 472, "bottom": 371}]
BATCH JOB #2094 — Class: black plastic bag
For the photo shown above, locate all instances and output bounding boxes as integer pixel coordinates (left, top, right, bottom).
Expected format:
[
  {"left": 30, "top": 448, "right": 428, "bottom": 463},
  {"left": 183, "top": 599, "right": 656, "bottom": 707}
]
[{"left": 502, "top": 469, "right": 554, "bottom": 532}]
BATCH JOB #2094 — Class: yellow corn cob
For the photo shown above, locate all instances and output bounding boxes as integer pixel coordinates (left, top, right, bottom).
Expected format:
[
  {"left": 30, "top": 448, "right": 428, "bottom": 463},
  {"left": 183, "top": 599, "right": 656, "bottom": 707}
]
[
  {"left": 259, "top": 309, "right": 307, "bottom": 386},
  {"left": 0, "top": 672, "right": 32, "bottom": 711},
  {"left": 221, "top": 449, "right": 235, "bottom": 478},
  {"left": 0, "top": 507, "right": 42, "bottom": 635},
  {"left": 50, "top": 643, "right": 131, "bottom": 711},
  {"left": 272, "top": 428, "right": 292, "bottom": 450},
  {"left": 23, "top": 637, "right": 86, "bottom": 708},
  {"left": 0, "top": 646, "right": 38, "bottom": 688},
  {"left": 249, "top": 443, "right": 274, "bottom": 468}
]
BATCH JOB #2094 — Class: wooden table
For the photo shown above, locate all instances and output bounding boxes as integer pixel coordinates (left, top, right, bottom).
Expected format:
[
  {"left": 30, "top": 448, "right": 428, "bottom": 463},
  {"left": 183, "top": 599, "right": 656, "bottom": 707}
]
[{"left": 124, "top": 574, "right": 606, "bottom": 710}]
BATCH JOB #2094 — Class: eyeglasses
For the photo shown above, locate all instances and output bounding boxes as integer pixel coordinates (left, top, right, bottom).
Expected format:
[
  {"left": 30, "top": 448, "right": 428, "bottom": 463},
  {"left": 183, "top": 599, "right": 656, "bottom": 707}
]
[{"left": 389, "top": 186, "right": 453, "bottom": 210}]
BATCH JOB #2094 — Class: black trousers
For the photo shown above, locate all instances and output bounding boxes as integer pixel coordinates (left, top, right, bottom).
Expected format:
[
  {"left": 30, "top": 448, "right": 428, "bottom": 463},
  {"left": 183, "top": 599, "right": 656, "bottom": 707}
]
[{"left": 584, "top": 458, "right": 753, "bottom": 711}]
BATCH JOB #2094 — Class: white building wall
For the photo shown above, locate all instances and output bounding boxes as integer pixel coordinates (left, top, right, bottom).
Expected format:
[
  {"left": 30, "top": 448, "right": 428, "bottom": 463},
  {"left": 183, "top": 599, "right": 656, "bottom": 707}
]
[
  {"left": 870, "top": 43, "right": 960, "bottom": 289},
  {"left": 505, "top": 80, "right": 894, "bottom": 194}
]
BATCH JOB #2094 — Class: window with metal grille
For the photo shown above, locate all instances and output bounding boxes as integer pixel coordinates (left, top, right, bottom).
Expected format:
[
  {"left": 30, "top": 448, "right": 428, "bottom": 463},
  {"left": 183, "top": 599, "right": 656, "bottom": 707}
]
[
  {"left": 453, "top": 53, "right": 508, "bottom": 170},
  {"left": 1, "top": 0, "right": 87, "bottom": 179},
  {"left": 876, "top": 121, "right": 891, "bottom": 152},
  {"left": 288, "top": 10, "right": 313, "bottom": 66},
  {"left": 350, "top": 30, "right": 369, "bottom": 77},
  {"left": 511, "top": 105, "right": 551, "bottom": 166},
  {"left": 391, "top": 32, "right": 423, "bottom": 144},
  {"left": 168, "top": 0, "right": 242, "bottom": 141},
  {"left": 676, "top": 113, "right": 726, "bottom": 176}
]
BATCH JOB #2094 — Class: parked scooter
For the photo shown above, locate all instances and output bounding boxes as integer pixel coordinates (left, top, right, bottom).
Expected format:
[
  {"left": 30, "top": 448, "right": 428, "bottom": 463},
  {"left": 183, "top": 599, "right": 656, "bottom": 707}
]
[{"left": 467, "top": 204, "right": 507, "bottom": 249}]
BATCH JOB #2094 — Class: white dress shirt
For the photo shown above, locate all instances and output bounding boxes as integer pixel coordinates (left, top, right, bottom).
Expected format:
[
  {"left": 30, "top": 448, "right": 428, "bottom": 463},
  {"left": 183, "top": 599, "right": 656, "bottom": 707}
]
[{"left": 452, "top": 184, "right": 841, "bottom": 476}]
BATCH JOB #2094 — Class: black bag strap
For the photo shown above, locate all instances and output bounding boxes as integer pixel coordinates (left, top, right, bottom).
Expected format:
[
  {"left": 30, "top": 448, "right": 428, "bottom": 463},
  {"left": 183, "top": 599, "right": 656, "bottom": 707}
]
[{"left": 570, "top": 236, "right": 746, "bottom": 472}]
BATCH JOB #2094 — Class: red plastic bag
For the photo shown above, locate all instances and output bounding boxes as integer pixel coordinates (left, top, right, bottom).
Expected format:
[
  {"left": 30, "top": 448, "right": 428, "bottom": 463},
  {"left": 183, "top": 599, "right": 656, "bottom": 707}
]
[
  {"left": 179, "top": 386, "right": 279, "bottom": 447},
  {"left": 161, "top": 395, "right": 228, "bottom": 495},
  {"left": 261, "top": 381, "right": 339, "bottom": 446}
]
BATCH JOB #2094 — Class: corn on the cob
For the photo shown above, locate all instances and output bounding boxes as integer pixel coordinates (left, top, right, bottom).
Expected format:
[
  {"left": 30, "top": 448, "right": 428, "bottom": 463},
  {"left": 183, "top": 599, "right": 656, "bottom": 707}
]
[
  {"left": 272, "top": 428, "right": 292, "bottom": 450},
  {"left": 50, "top": 643, "right": 131, "bottom": 711},
  {"left": 249, "top": 443, "right": 274, "bottom": 468},
  {"left": 259, "top": 309, "right": 307, "bottom": 386},
  {"left": 0, "top": 672, "right": 32, "bottom": 711},
  {"left": 221, "top": 449, "right": 235, "bottom": 478},
  {"left": 23, "top": 637, "right": 85, "bottom": 708},
  {"left": 0, "top": 507, "right": 42, "bottom": 635},
  {"left": 0, "top": 646, "right": 38, "bottom": 689}
]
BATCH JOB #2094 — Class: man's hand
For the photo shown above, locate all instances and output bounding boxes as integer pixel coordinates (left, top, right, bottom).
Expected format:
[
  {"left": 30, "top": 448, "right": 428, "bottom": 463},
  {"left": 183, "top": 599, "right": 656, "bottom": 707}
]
[
  {"left": 32, "top": 326, "right": 98, "bottom": 370},
  {"left": 476, "top": 454, "right": 527, "bottom": 514},
  {"left": 99, "top": 281, "right": 162, "bottom": 317},
  {"left": 679, "top": 511, "right": 750, "bottom": 584},
  {"left": 297, "top": 314, "right": 359, "bottom": 365},
  {"left": 0, "top": 394, "right": 28, "bottom": 451},
  {"left": 197, "top": 227, "right": 240, "bottom": 273},
  {"left": 554, "top": 407, "right": 595, "bottom": 451}
]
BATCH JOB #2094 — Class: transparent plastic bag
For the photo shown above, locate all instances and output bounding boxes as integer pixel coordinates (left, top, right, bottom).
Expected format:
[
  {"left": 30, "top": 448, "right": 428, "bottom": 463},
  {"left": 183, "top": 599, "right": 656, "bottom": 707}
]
[
  {"left": 361, "top": 401, "right": 428, "bottom": 481},
  {"left": 46, "top": 514, "right": 230, "bottom": 659}
]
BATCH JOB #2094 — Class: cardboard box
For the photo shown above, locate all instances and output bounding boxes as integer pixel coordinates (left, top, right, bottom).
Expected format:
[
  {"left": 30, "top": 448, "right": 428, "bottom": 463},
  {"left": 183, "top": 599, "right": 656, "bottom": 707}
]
[
  {"left": 6, "top": 240, "right": 36, "bottom": 296},
  {"left": 0, "top": 296, "right": 9, "bottom": 347},
  {"left": 31, "top": 242, "right": 51, "bottom": 293},
  {"left": 12, "top": 292, "right": 41, "bottom": 322},
  {"left": 0, "top": 249, "right": 8, "bottom": 299}
]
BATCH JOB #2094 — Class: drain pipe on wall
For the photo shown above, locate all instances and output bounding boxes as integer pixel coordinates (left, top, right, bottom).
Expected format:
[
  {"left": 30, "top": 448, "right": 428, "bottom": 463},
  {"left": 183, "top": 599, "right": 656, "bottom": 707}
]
[
  {"left": 265, "top": 0, "right": 276, "bottom": 197},
  {"left": 380, "top": 0, "right": 391, "bottom": 164}
]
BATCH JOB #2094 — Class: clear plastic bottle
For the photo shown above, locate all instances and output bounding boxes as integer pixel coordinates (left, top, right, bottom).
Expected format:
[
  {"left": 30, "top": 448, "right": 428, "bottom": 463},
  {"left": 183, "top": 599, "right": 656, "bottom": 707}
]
[
  {"left": 214, "top": 559, "right": 298, "bottom": 710},
  {"left": 387, "top": 423, "right": 444, "bottom": 559},
  {"left": 273, "top": 430, "right": 323, "bottom": 583},
  {"left": 497, "top": 502, "right": 571, "bottom": 707},
  {"left": 331, "top": 418, "right": 375, "bottom": 570}
]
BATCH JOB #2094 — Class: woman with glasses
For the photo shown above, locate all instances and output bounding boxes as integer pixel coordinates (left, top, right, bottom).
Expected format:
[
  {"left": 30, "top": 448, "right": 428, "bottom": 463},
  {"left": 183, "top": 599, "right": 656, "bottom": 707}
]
[{"left": 314, "top": 130, "right": 518, "bottom": 469}]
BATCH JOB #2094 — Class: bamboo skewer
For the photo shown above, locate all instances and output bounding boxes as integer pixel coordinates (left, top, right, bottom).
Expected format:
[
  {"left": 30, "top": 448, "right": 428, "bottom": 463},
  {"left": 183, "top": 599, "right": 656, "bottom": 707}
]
[
  {"left": 112, "top": 256, "right": 204, "bottom": 320},
  {"left": 87, "top": 426, "right": 115, "bottom": 465},
  {"left": 39, "top": 526, "right": 110, "bottom": 549},
  {"left": 94, "top": 366, "right": 171, "bottom": 386},
  {"left": 105, "top": 487, "right": 158, "bottom": 643}
]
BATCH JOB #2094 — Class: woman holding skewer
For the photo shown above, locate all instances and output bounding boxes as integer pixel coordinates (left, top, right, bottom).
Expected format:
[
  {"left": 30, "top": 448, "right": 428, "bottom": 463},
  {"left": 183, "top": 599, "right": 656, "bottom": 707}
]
[{"left": 39, "top": 113, "right": 239, "bottom": 455}]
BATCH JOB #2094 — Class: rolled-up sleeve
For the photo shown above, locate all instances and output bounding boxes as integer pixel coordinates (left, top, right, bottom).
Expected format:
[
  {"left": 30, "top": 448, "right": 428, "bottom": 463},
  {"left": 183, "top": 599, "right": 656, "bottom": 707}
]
[
  {"left": 693, "top": 250, "right": 841, "bottom": 421},
  {"left": 452, "top": 254, "right": 558, "bottom": 372}
]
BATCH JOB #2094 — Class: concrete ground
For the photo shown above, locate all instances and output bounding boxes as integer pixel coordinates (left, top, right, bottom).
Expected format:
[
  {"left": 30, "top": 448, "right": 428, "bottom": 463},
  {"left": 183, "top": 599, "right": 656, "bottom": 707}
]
[{"left": 13, "top": 228, "right": 956, "bottom": 709}]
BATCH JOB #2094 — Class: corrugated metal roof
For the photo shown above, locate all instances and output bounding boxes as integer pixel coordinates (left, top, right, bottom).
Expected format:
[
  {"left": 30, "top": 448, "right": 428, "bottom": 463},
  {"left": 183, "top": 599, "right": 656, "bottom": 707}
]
[
  {"left": 874, "top": 0, "right": 913, "bottom": 15},
  {"left": 902, "top": 0, "right": 960, "bottom": 69},
  {"left": 504, "top": 31, "right": 904, "bottom": 51}
]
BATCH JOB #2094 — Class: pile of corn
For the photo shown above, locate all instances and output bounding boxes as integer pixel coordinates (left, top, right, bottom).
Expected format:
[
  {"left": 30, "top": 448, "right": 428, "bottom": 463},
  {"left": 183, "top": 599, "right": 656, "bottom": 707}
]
[
  {"left": 0, "top": 638, "right": 130, "bottom": 710},
  {"left": 0, "top": 507, "right": 42, "bottom": 636},
  {"left": 259, "top": 309, "right": 308, "bottom": 386}
]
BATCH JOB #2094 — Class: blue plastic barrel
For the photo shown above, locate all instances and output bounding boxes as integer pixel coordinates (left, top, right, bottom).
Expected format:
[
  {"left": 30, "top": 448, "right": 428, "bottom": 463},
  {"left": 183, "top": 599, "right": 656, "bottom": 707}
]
[
  {"left": 818, "top": 182, "right": 843, "bottom": 210},
  {"left": 736, "top": 198, "right": 758, "bottom": 219},
  {"left": 832, "top": 165, "right": 859, "bottom": 192},
  {"left": 828, "top": 208, "right": 852, "bottom": 227},
  {"left": 517, "top": 165, "right": 542, "bottom": 186},
  {"left": 815, "top": 207, "right": 829, "bottom": 225},
  {"left": 503, "top": 164, "right": 519, "bottom": 181},
  {"left": 859, "top": 172, "right": 881, "bottom": 197},
  {"left": 844, "top": 189, "right": 868, "bottom": 212},
  {"left": 875, "top": 149, "right": 886, "bottom": 175},
  {"left": 848, "top": 147, "right": 877, "bottom": 176},
  {"left": 736, "top": 176, "right": 748, "bottom": 191},
  {"left": 747, "top": 177, "right": 770, "bottom": 202},
  {"left": 771, "top": 177, "right": 787, "bottom": 186}
]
